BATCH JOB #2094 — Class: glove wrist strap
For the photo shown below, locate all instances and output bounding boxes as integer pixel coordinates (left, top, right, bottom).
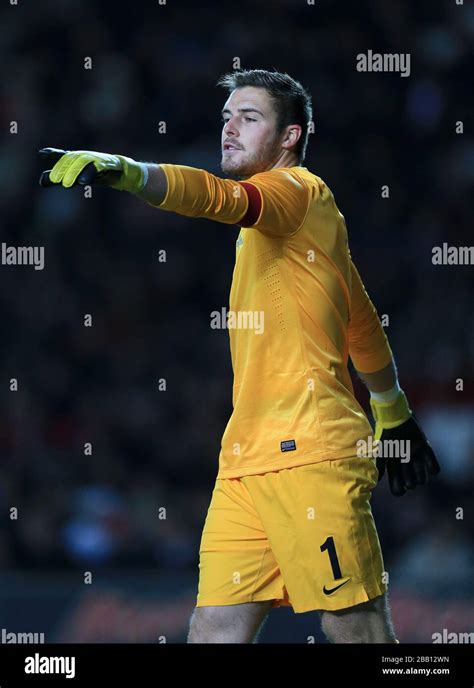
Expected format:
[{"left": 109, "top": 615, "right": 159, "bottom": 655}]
[
  {"left": 113, "top": 156, "right": 149, "bottom": 192},
  {"left": 370, "top": 389, "right": 412, "bottom": 429}
]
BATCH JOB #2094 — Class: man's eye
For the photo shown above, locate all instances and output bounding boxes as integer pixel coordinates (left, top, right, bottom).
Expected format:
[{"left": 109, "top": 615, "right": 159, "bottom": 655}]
[{"left": 244, "top": 117, "right": 256, "bottom": 122}]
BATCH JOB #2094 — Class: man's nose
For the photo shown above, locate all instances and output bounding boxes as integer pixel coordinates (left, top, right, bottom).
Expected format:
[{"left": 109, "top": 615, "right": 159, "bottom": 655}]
[{"left": 224, "top": 118, "right": 239, "bottom": 137}]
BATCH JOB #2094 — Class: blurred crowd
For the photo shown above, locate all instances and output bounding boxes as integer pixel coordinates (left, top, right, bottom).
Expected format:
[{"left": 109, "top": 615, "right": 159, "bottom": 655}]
[{"left": 0, "top": 0, "right": 472, "bottom": 596}]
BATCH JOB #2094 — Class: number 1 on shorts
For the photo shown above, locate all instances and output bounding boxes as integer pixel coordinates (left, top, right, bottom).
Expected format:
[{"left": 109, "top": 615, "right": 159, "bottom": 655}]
[{"left": 320, "top": 535, "right": 342, "bottom": 579}]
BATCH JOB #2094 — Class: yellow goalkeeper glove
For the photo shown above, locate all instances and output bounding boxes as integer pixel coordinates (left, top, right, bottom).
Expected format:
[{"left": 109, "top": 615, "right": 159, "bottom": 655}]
[{"left": 38, "top": 148, "right": 148, "bottom": 192}]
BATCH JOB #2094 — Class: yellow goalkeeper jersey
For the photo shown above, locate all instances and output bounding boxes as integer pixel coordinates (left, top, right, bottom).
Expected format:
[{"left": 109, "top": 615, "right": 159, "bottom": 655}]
[{"left": 156, "top": 164, "right": 393, "bottom": 478}]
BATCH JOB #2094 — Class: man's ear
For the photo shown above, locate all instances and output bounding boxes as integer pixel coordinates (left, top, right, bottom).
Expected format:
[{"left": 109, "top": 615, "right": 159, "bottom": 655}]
[{"left": 282, "top": 124, "right": 302, "bottom": 150}]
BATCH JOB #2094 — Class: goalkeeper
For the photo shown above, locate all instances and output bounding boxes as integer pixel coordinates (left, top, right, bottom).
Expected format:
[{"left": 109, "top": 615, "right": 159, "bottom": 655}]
[{"left": 39, "top": 69, "right": 440, "bottom": 644}]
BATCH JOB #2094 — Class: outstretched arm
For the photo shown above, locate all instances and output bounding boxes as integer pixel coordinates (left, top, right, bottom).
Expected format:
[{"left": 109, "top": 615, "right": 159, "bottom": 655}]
[
  {"left": 39, "top": 149, "right": 310, "bottom": 236},
  {"left": 136, "top": 162, "right": 310, "bottom": 236},
  {"left": 135, "top": 164, "right": 168, "bottom": 206}
]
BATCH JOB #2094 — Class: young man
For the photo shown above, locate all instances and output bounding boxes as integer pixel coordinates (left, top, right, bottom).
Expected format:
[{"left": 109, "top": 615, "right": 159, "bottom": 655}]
[{"left": 39, "top": 69, "right": 440, "bottom": 643}]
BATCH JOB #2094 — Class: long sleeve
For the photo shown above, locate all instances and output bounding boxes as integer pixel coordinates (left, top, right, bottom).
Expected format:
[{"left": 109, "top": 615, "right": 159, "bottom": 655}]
[
  {"left": 154, "top": 164, "right": 248, "bottom": 223},
  {"left": 154, "top": 164, "right": 310, "bottom": 236},
  {"left": 348, "top": 259, "right": 393, "bottom": 373}
]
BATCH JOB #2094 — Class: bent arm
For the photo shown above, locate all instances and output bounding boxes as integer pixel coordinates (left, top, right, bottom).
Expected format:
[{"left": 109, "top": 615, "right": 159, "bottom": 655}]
[
  {"left": 348, "top": 259, "right": 398, "bottom": 391},
  {"left": 357, "top": 359, "right": 398, "bottom": 393}
]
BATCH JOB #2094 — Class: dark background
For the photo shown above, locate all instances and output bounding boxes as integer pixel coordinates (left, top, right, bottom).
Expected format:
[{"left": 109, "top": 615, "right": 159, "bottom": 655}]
[{"left": 0, "top": 0, "right": 472, "bottom": 642}]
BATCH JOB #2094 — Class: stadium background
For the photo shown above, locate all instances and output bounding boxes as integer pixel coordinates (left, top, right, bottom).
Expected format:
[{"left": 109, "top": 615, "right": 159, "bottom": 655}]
[{"left": 0, "top": 0, "right": 472, "bottom": 642}]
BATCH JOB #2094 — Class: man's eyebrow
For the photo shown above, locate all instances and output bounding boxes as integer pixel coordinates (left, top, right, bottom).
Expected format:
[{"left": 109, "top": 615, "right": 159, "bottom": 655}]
[{"left": 221, "top": 107, "right": 265, "bottom": 116}]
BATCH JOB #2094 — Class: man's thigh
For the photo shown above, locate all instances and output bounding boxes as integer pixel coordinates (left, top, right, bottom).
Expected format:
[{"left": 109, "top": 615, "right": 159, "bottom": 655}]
[
  {"left": 196, "top": 478, "right": 289, "bottom": 608},
  {"left": 241, "top": 456, "right": 388, "bottom": 613}
]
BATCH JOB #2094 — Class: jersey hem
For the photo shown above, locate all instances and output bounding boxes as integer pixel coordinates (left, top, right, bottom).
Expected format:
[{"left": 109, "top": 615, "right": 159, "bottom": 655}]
[{"left": 216, "top": 446, "right": 360, "bottom": 480}]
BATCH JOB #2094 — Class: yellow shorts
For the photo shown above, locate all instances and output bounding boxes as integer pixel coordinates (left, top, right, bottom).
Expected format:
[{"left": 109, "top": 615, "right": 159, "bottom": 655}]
[{"left": 196, "top": 455, "right": 387, "bottom": 613}]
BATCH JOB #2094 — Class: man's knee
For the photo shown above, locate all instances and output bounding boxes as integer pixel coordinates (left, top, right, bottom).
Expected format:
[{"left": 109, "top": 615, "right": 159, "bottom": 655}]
[
  {"left": 187, "top": 602, "right": 271, "bottom": 644},
  {"left": 320, "top": 594, "right": 397, "bottom": 643},
  {"left": 188, "top": 606, "right": 228, "bottom": 643}
]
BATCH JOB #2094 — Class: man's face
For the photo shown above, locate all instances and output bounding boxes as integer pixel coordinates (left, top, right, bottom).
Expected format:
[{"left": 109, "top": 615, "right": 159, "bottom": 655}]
[{"left": 220, "top": 86, "right": 283, "bottom": 178}]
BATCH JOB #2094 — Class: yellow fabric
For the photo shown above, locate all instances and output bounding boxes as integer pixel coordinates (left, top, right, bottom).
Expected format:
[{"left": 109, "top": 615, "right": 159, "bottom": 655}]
[
  {"left": 196, "top": 455, "right": 387, "bottom": 613},
  {"left": 156, "top": 163, "right": 250, "bottom": 223},
  {"left": 370, "top": 390, "right": 413, "bottom": 440},
  {"left": 157, "top": 164, "right": 393, "bottom": 478}
]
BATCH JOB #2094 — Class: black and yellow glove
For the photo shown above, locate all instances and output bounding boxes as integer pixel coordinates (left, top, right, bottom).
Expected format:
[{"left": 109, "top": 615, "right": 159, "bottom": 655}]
[
  {"left": 370, "top": 390, "right": 441, "bottom": 496},
  {"left": 38, "top": 148, "right": 148, "bottom": 192}
]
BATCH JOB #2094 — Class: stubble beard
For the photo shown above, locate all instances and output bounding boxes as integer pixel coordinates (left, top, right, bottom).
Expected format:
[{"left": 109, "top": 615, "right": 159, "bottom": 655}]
[{"left": 221, "top": 137, "right": 279, "bottom": 179}]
